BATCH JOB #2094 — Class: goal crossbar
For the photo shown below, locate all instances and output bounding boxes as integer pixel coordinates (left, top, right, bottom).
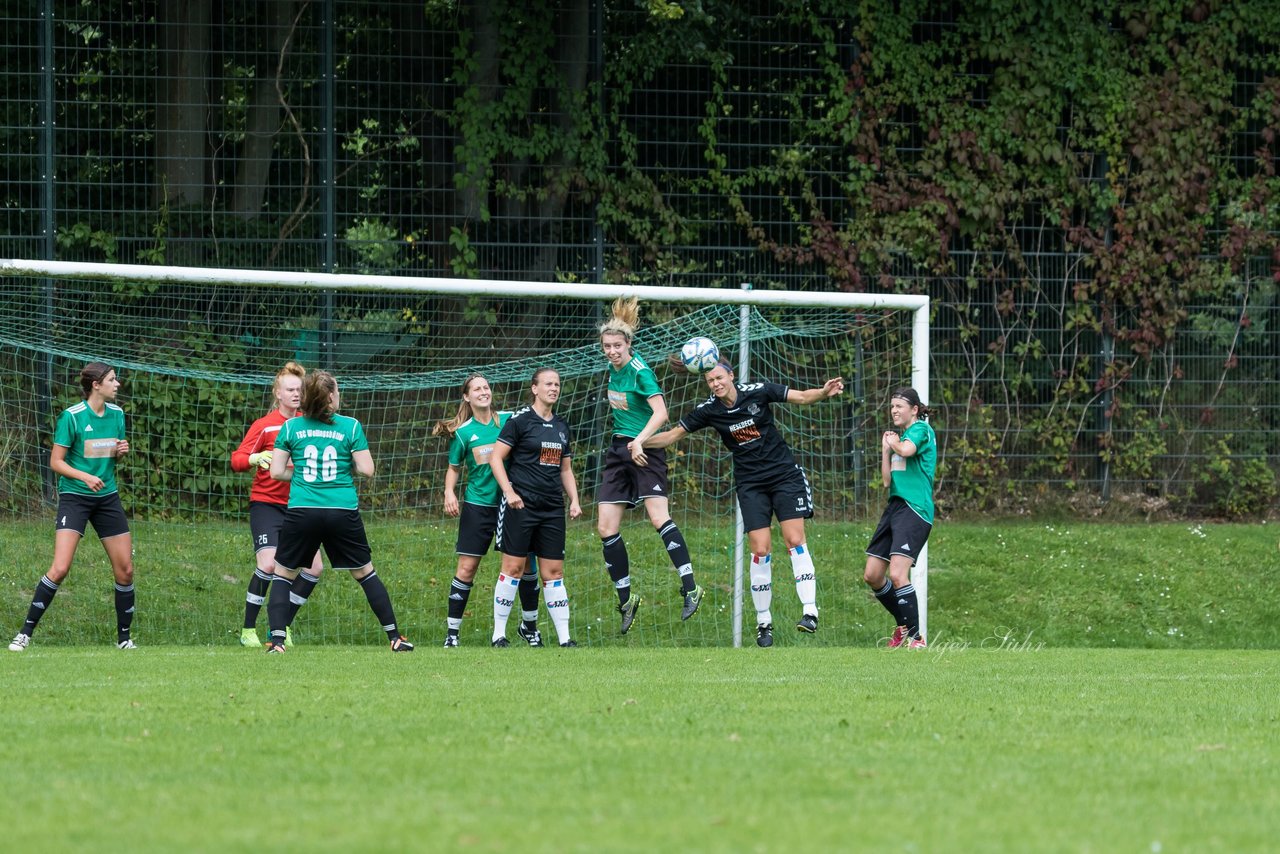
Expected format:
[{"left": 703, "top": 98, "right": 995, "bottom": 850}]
[{"left": 2, "top": 258, "right": 932, "bottom": 642}]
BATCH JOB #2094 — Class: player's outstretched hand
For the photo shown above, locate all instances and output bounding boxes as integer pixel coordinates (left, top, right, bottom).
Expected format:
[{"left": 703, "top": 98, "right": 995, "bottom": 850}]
[
  {"left": 824, "top": 377, "right": 845, "bottom": 398},
  {"left": 249, "top": 450, "right": 273, "bottom": 470}
]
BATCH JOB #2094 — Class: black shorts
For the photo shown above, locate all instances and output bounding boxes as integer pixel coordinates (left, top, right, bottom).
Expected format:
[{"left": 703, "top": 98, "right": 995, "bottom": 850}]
[
  {"left": 456, "top": 502, "right": 498, "bottom": 556},
  {"left": 275, "top": 507, "right": 372, "bottom": 571},
  {"left": 597, "top": 437, "right": 670, "bottom": 507},
  {"left": 249, "top": 501, "right": 286, "bottom": 552},
  {"left": 55, "top": 491, "right": 130, "bottom": 539},
  {"left": 866, "top": 498, "right": 933, "bottom": 565},
  {"left": 736, "top": 466, "right": 813, "bottom": 532},
  {"left": 496, "top": 499, "right": 566, "bottom": 561}
]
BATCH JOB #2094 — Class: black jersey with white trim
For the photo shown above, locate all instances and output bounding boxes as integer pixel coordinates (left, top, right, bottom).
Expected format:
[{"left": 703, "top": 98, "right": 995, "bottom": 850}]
[
  {"left": 495, "top": 406, "right": 573, "bottom": 511},
  {"left": 677, "top": 381, "right": 798, "bottom": 486}
]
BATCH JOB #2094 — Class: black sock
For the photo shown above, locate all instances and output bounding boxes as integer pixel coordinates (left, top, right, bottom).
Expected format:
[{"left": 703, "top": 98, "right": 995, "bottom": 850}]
[
  {"left": 20, "top": 575, "right": 60, "bottom": 637},
  {"left": 244, "top": 569, "right": 272, "bottom": 629},
  {"left": 357, "top": 571, "right": 400, "bottom": 640},
  {"left": 447, "top": 576, "right": 473, "bottom": 633},
  {"left": 266, "top": 576, "right": 292, "bottom": 644},
  {"left": 872, "top": 579, "right": 904, "bottom": 625},
  {"left": 658, "top": 520, "right": 696, "bottom": 593},
  {"left": 287, "top": 571, "right": 320, "bottom": 624},
  {"left": 114, "top": 582, "right": 136, "bottom": 642},
  {"left": 895, "top": 584, "right": 921, "bottom": 639},
  {"left": 602, "top": 534, "right": 631, "bottom": 605},
  {"left": 518, "top": 568, "right": 539, "bottom": 627}
]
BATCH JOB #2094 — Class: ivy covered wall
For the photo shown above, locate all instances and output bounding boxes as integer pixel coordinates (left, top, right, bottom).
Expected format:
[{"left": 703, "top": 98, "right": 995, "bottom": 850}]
[{"left": 0, "top": 0, "right": 1277, "bottom": 515}]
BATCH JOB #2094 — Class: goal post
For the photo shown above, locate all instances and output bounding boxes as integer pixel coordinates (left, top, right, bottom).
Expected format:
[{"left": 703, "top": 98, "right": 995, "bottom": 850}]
[{"left": 0, "top": 259, "right": 930, "bottom": 646}]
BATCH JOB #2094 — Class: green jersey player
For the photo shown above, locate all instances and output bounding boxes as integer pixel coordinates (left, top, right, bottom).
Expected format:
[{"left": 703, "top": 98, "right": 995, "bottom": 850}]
[
  {"left": 434, "top": 374, "right": 541, "bottom": 648},
  {"left": 864, "top": 387, "right": 936, "bottom": 649},
  {"left": 596, "top": 297, "right": 703, "bottom": 635},
  {"left": 9, "top": 362, "right": 137, "bottom": 652},
  {"left": 264, "top": 370, "right": 413, "bottom": 653}
]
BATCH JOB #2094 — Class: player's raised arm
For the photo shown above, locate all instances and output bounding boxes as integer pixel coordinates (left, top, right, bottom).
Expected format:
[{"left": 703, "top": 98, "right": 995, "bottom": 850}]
[{"left": 786, "top": 377, "right": 845, "bottom": 405}]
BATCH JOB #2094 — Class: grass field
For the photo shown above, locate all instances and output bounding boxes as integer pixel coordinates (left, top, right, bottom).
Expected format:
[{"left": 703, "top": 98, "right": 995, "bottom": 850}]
[
  {"left": 3, "top": 518, "right": 1278, "bottom": 849},
  {"left": 2, "top": 519, "right": 1278, "bottom": 649},
  {"left": 1, "top": 646, "right": 1276, "bottom": 851}
]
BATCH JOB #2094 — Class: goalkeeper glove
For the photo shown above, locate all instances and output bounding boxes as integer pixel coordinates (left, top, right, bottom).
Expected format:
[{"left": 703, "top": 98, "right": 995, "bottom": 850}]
[{"left": 248, "top": 450, "right": 273, "bottom": 470}]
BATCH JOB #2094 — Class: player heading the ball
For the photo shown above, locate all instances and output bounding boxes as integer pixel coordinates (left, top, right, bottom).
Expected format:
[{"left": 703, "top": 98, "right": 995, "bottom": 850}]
[{"left": 643, "top": 361, "right": 844, "bottom": 648}]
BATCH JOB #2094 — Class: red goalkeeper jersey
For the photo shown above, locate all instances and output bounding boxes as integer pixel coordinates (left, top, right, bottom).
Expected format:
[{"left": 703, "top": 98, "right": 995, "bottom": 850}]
[{"left": 231, "top": 408, "right": 292, "bottom": 506}]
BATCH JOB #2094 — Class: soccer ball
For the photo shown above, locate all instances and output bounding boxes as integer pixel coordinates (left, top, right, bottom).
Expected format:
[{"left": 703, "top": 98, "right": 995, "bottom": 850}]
[{"left": 679, "top": 336, "right": 720, "bottom": 373}]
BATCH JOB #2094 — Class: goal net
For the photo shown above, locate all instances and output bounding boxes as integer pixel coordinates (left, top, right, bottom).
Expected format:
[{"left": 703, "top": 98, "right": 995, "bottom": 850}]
[{"left": 0, "top": 260, "right": 928, "bottom": 647}]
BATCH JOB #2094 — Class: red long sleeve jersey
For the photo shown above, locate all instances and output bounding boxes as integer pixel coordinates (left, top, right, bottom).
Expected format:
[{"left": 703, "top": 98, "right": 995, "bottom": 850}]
[{"left": 230, "top": 409, "right": 292, "bottom": 505}]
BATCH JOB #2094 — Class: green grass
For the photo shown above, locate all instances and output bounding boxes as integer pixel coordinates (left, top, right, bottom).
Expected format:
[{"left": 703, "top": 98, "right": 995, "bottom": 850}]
[
  {"left": 1, "top": 519, "right": 1277, "bottom": 649},
  {"left": 1, "top": 647, "right": 1276, "bottom": 851}
]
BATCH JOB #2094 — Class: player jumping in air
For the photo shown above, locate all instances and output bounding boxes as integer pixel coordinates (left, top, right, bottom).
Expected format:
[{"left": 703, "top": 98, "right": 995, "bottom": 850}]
[
  {"left": 643, "top": 362, "right": 844, "bottom": 648},
  {"left": 597, "top": 297, "right": 704, "bottom": 634}
]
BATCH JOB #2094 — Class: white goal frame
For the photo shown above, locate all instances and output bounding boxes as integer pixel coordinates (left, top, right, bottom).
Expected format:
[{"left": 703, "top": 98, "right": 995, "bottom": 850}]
[{"left": 1, "top": 258, "right": 932, "bottom": 645}]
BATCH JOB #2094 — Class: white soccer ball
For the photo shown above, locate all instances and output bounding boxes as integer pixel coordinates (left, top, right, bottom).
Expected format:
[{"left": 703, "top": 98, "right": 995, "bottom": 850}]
[{"left": 680, "top": 336, "right": 720, "bottom": 374}]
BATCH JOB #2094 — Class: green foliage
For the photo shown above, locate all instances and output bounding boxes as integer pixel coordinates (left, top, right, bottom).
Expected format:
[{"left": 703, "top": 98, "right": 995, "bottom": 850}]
[
  {"left": 7, "top": 1, "right": 1280, "bottom": 515},
  {"left": 1192, "top": 436, "right": 1279, "bottom": 517},
  {"left": 55, "top": 221, "right": 118, "bottom": 263},
  {"left": 344, "top": 217, "right": 402, "bottom": 271},
  {"left": 1104, "top": 404, "right": 1168, "bottom": 483},
  {"left": 448, "top": 226, "right": 478, "bottom": 277},
  {"left": 936, "top": 404, "right": 1011, "bottom": 512},
  {"left": 128, "top": 374, "right": 254, "bottom": 518},
  {"left": 689, "top": 0, "right": 1280, "bottom": 514}
]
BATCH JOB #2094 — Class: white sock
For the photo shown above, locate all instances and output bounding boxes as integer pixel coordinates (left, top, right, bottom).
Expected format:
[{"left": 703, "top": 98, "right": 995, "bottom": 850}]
[
  {"left": 749, "top": 552, "right": 773, "bottom": 626},
  {"left": 790, "top": 543, "right": 817, "bottom": 617},
  {"left": 544, "top": 578, "right": 571, "bottom": 644},
  {"left": 492, "top": 573, "right": 519, "bottom": 641}
]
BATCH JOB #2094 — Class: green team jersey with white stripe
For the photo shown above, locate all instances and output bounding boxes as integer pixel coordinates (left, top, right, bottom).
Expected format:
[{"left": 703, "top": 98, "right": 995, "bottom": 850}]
[
  {"left": 448, "top": 410, "right": 512, "bottom": 506},
  {"left": 607, "top": 353, "right": 663, "bottom": 438},
  {"left": 889, "top": 419, "right": 937, "bottom": 524},
  {"left": 275, "top": 414, "right": 369, "bottom": 509},
  {"left": 54, "top": 401, "right": 127, "bottom": 496}
]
